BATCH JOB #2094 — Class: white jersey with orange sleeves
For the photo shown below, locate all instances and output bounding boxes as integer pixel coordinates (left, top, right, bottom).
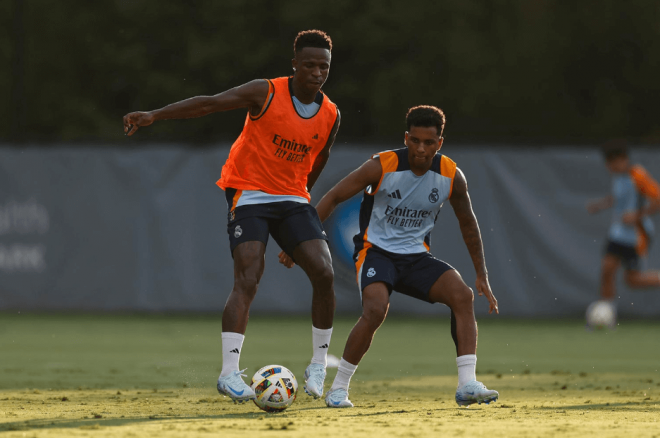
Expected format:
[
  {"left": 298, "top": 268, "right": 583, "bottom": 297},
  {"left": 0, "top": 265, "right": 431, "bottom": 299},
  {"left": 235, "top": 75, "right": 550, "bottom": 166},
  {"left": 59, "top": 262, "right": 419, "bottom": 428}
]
[{"left": 353, "top": 148, "right": 457, "bottom": 255}]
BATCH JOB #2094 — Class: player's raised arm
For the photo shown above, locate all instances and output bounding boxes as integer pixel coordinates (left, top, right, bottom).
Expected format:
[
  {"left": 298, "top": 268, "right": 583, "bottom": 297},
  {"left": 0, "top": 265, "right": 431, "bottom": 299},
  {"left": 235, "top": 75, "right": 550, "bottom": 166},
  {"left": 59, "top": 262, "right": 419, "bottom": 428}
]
[
  {"left": 122, "top": 79, "right": 270, "bottom": 136},
  {"left": 449, "top": 167, "right": 499, "bottom": 314},
  {"left": 306, "top": 110, "right": 341, "bottom": 192}
]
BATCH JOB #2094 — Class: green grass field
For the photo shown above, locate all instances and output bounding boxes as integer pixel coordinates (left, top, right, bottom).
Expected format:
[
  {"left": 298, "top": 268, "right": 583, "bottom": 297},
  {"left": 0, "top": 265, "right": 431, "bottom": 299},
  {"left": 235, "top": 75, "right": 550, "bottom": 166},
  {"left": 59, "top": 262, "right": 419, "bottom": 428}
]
[{"left": 1, "top": 313, "right": 659, "bottom": 437}]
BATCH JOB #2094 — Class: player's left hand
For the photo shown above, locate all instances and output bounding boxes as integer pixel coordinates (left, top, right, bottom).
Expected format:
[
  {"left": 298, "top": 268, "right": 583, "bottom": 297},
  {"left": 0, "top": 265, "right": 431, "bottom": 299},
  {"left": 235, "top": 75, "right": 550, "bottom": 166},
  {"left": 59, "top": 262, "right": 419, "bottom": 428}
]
[
  {"left": 278, "top": 250, "right": 295, "bottom": 269},
  {"left": 476, "top": 274, "right": 499, "bottom": 314}
]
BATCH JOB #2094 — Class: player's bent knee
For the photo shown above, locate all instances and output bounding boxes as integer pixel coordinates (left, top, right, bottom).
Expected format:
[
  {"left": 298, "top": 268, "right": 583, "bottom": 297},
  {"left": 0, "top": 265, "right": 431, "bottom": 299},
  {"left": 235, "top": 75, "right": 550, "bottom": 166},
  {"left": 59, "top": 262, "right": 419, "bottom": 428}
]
[
  {"left": 311, "top": 263, "right": 334, "bottom": 289},
  {"left": 362, "top": 303, "right": 388, "bottom": 329},
  {"left": 624, "top": 271, "right": 639, "bottom": 287},
  {"left": 450, "top": 285, "right": 474, "bottom": 310}
]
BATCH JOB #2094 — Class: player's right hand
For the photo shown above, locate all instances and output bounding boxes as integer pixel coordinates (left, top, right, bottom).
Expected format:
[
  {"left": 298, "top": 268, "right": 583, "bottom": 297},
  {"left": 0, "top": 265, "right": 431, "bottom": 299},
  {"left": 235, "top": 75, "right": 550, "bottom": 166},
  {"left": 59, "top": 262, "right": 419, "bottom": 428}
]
[
  {"left": 123, "top": 111, "right": 155, "bottom": 136},
  {"left": 278, "top": 250, "right": 295, "bottom": 269},
  {"left": 476, "top": 274, "right": 499, "bottom": 314}
]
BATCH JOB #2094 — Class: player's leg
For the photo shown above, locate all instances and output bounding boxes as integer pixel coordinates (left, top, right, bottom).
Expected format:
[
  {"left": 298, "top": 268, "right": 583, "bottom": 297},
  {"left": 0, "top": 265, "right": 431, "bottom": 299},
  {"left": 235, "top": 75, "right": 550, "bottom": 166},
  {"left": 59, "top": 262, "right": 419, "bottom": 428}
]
[
  {"left": 600, "top": 253, "right": 621, "bottom": 300},
  {"left": 273, "top": 203, "right": 335, "bottom": 398},
  {"left": 293, "top": 239, "right": 335, "bottom": 330},
  {"left": 217, "top": 241, "right": 266, "bottom": 402},
  {"left": 428, "top": 269, "right": 476, "bottom": 356},
  {"left": 326, "top": 282, "right": 391, "bottom": 408},
  {"left": 624, "top": 270, "right": 660, "bottom": 288},
  {"left": 292, "top": 239, "right": 337, "bottom": 398},
  {"left": 222, "top": 241, "right": 267, "bottom": 334},
  {"left": 218, "top": 210, "right": 270, "bottom": 403},
  {"left": 427, "top": 268, "right": 498, "bottom": 406}
]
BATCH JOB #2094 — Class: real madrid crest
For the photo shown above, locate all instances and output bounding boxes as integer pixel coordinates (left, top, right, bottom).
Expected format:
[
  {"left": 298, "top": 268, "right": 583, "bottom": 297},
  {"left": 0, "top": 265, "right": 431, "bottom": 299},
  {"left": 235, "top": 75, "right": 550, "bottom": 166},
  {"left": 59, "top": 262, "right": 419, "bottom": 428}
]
[{"left": 429, "top": 188, "right": 440, "bottom": 203}]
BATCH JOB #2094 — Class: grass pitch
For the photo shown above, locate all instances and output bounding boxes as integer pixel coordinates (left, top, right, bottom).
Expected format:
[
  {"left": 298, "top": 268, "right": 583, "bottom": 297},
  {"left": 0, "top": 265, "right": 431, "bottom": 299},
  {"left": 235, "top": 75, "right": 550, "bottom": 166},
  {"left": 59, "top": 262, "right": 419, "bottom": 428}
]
[{"left": 1, "top": 313, "right": 659, "bottom": 437}]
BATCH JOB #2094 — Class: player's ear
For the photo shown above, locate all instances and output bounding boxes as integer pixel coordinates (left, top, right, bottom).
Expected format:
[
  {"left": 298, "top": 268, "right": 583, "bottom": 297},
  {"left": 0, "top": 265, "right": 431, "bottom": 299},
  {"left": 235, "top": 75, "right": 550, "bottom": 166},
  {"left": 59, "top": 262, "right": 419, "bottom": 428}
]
[
  {"left": 291, "top": 58, "right": 297, "bottom": 73},
  {"left": 437, "top": 137, "right": 444, "bottom": 151},
  {"left": 404, "top": 131, "right": 409, "bottom": 144}
]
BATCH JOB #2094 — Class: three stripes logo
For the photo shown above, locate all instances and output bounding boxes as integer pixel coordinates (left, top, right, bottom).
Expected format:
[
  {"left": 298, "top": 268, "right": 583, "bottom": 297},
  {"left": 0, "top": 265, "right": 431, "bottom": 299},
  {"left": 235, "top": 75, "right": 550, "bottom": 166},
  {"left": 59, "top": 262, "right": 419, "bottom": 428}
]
[
  {"left": 312, "top": 133, "right": 319, "bottom": 139},
  {"left": 319, "top": 343, "right": 329, "bottom": 349},
  {"left": 388, "top": 189, "right": 402, "bottom": 199},
  {"left": 229, "top": 348, "right": 240, "bottom": 354}
]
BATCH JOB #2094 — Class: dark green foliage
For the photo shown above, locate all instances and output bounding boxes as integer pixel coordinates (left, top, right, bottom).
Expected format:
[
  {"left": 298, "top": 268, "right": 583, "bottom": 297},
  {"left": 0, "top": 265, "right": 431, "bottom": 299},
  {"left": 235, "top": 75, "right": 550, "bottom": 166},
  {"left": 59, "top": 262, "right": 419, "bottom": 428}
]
[{"left": 2, "top": 0, "right": 660, "bottom": 145}]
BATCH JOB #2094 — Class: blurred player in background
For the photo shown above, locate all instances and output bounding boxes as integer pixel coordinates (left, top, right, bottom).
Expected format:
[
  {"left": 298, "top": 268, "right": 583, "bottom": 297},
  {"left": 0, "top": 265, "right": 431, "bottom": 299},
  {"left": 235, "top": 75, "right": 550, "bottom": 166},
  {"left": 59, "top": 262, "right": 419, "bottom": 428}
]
[
  {"left": 123, "top": 30, "right": 340, "bottom": 403},
  {"left": 280, "top": 105, "right": 499, "bottom": 408},
  {"left": 586, "top": 141, "right": 660, "bottom": 312}
]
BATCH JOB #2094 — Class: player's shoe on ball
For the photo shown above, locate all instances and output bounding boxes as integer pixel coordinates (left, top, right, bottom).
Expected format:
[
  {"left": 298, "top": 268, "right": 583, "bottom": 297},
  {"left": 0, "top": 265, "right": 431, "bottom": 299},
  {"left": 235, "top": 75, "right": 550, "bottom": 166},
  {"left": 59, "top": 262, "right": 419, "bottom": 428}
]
[
  {"left": 455, "top": 380, "right": 499, "bottom": 406},
  {"left": 325, "top": 388, "right": 354, "bottom": 408},
  {"left": 217, "top": 369, "right": 255, "bottom": 404},
  {"left": 303, "top": 363, "right": 326, "bottom": 398}
]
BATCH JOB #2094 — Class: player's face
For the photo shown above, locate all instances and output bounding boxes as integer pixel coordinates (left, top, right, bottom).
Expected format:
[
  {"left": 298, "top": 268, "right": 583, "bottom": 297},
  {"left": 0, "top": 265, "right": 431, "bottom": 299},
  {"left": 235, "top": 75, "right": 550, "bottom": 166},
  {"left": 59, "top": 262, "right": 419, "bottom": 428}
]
[
  {"left": 606, "top": 156, "right": 629, "bottom": 174},
  {"left": 405, "top": 126, "right": 443, "bottom": 169},
  {"left": 292, "top": 47, "right": 331, "bottom": 94}
]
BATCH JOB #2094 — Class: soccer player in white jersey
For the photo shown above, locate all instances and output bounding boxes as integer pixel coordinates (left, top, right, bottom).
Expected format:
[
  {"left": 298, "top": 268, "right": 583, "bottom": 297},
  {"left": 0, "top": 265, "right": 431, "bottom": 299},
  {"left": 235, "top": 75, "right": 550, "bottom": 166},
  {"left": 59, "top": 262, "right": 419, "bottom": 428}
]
[{"left": 279, "top": 105, "right": 499, "bottom": 407}]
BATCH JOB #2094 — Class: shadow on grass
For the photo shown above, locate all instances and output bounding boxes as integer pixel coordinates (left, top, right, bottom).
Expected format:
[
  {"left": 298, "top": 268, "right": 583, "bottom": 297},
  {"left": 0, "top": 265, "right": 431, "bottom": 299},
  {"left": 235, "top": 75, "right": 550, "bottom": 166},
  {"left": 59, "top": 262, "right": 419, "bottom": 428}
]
[
  {"left": 537, "top": 401, "right": 657, "bottom": 411},
  {"left": 0, "top": 410, "right": 301, "bottom": 432}
]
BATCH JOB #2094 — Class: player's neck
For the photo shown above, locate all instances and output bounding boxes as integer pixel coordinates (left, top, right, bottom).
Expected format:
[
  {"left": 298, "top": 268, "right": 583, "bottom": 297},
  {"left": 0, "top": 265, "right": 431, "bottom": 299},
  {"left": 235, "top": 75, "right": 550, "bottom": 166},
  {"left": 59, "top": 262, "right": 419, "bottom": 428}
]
[
  {"left": 410, "top": 162, "right": 433, "bottom": 177},
  {"left": 291, "top": 78, "right": 318, "bottom": 104}
]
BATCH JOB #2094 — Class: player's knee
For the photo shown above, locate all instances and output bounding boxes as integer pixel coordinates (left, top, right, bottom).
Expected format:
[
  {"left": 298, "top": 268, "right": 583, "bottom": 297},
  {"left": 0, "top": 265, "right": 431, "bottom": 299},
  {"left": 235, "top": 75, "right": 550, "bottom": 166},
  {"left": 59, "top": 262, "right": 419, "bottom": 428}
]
[
  {"left": 362, "top": 302, "right": 388, "bottom": 329},
  {"left": 311, "top": 263, "right": 334, "bottom": 289},
  {"left": 451, "top": 285, "right": 474, "bottom": 310},
  {"left": 233, "top": 274, "right": 260, "bottom": 297},
  {"left": 624, "top": 271, "right": 639, "bottom": 287}
]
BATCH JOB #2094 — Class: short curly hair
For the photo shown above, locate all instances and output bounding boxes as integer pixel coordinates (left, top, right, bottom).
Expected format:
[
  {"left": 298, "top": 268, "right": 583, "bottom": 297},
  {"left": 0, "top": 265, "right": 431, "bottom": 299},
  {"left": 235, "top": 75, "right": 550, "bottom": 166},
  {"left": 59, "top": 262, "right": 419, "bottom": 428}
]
[
  {"left": 601, "top": 139, "right": 629, "bottom": 162},
  {"left": 294, "top": 30, "right": 332, "bottom": 54},
  {"left": 406, "top": 105, "right": 446, "bottom": 136}
]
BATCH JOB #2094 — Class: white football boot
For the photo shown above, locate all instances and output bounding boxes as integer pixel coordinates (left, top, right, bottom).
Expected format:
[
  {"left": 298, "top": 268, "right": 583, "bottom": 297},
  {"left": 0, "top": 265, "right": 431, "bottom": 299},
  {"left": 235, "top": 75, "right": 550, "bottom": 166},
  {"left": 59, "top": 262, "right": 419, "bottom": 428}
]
[
  {"left": 217, "top": 369, "right": 255, "bottom": 404},
  {"left": 303, "top": 363, "right": 326, "bottom": 398},
  {"left": 325, "top": 388, "right": 354, "bottom": 408},
  {"left": 455, "top": 380, "right": 499, "bottom": 406}
]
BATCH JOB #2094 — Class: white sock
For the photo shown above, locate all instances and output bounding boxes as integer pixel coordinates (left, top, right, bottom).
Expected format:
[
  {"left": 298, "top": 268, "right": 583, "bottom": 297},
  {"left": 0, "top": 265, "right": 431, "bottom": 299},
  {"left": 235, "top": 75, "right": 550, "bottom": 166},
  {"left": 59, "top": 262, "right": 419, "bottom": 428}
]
[
  {"left": 331, "top": 358, "right": 358, "bottom": 391},
  {"left": 220, "top": 332, "right": 245, "bottom": 377},
  {"left": 311, "top": 326, "right": 333, "bottom": 366},
  {"left": 456, "top": 354, "right": 477, "bottom": 387}
]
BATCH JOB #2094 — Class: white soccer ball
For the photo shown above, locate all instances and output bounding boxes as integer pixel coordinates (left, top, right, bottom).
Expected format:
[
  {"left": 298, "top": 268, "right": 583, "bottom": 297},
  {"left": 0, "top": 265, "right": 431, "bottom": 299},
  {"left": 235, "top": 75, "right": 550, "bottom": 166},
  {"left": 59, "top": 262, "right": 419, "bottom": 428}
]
[
  {"left": 250, "top": 365, "right": 298, "bottom": 412},
  {"left": 586, "top": 300, "right": 616, "bottom": 329}
]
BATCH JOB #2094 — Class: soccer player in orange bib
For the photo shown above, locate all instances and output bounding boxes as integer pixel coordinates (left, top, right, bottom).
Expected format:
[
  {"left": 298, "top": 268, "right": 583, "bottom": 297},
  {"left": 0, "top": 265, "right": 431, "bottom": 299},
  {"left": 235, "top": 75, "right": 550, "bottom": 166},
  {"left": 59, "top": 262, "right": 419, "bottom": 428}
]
[
  {"left": 123, "top": 30, "right": 340, "bottom": 403},
  {"left": 280, "top": 106, "right": 499, "bottom": 407},
  {"left": 586, "top": 141, "right": 660, "bottom": 317}
]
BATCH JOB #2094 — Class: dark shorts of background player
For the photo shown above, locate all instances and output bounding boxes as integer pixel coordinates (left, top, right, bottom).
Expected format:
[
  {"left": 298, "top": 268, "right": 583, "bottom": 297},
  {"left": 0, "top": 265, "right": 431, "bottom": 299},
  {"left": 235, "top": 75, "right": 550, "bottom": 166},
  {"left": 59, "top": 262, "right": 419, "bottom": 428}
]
[
  {"left": 355, "top": 245, "right": 454, "bottom": 303},
  {"left": 604, "top": 239, "right": 645, "bottom": 271},
  {"left": 226, "top": 194, "right": 327, "bottom": 260}
]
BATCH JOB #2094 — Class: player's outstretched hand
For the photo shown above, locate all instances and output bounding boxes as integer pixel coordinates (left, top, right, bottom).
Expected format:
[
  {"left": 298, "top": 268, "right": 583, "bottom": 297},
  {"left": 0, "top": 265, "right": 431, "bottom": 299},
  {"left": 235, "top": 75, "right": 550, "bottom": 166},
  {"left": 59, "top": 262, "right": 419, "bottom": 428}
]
[
  {"left": 123, "top": 111, "right": 155, "bottom": 136},
  {"left": 476, "top": 274, "right": 499, "bottom": 314},
  {"left": 278, "top": 250, "right": 295, "bottom": 269}
]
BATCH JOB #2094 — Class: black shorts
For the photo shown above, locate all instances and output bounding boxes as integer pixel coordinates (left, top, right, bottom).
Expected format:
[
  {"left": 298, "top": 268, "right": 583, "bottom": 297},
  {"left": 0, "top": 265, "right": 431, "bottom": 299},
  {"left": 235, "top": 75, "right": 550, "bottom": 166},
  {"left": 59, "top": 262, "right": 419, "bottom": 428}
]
[
  {"left": 604, "top": 240, "right": 642, "bottom": 271},
  {"left": 226, "top": 192, "right": 327, "bottom": 259},
  {"left": 354, "top": 245, "right": 454, "bottom": 303}
]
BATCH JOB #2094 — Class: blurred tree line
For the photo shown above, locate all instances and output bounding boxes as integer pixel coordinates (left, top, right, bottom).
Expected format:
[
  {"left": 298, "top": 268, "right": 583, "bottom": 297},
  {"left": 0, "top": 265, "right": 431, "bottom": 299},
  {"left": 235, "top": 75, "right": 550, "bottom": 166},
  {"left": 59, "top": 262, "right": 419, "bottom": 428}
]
[{"left": 2, "top": 0, "right": 660, "bottom": 146}]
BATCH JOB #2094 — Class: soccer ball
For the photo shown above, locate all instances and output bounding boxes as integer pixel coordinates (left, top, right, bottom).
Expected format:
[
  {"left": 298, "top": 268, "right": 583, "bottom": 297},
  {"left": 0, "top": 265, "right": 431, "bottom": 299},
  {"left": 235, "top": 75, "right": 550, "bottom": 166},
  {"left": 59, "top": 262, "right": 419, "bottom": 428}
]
[
  {"left": 250, "top": 365, "right": 298, "bottom": 412},
  {"left": 585, "top": 300, "right": 616, "bottom": 329}
]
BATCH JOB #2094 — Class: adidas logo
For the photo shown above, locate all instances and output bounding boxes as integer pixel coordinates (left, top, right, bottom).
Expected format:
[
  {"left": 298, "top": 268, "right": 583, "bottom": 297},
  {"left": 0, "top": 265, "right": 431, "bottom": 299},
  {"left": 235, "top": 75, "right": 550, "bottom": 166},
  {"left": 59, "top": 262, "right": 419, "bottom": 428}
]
[
  {"left": 319, "top": 343, "right": 329, "bottom": 349},
  {"left": 229, "top": 348, "right": 240, "bottom": 354},
  {"left": 312, "top": 133, "right": 319, "bottom": 139},
  {"left": 388, "top": 189, "right": 402, "bottom": 199}
]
